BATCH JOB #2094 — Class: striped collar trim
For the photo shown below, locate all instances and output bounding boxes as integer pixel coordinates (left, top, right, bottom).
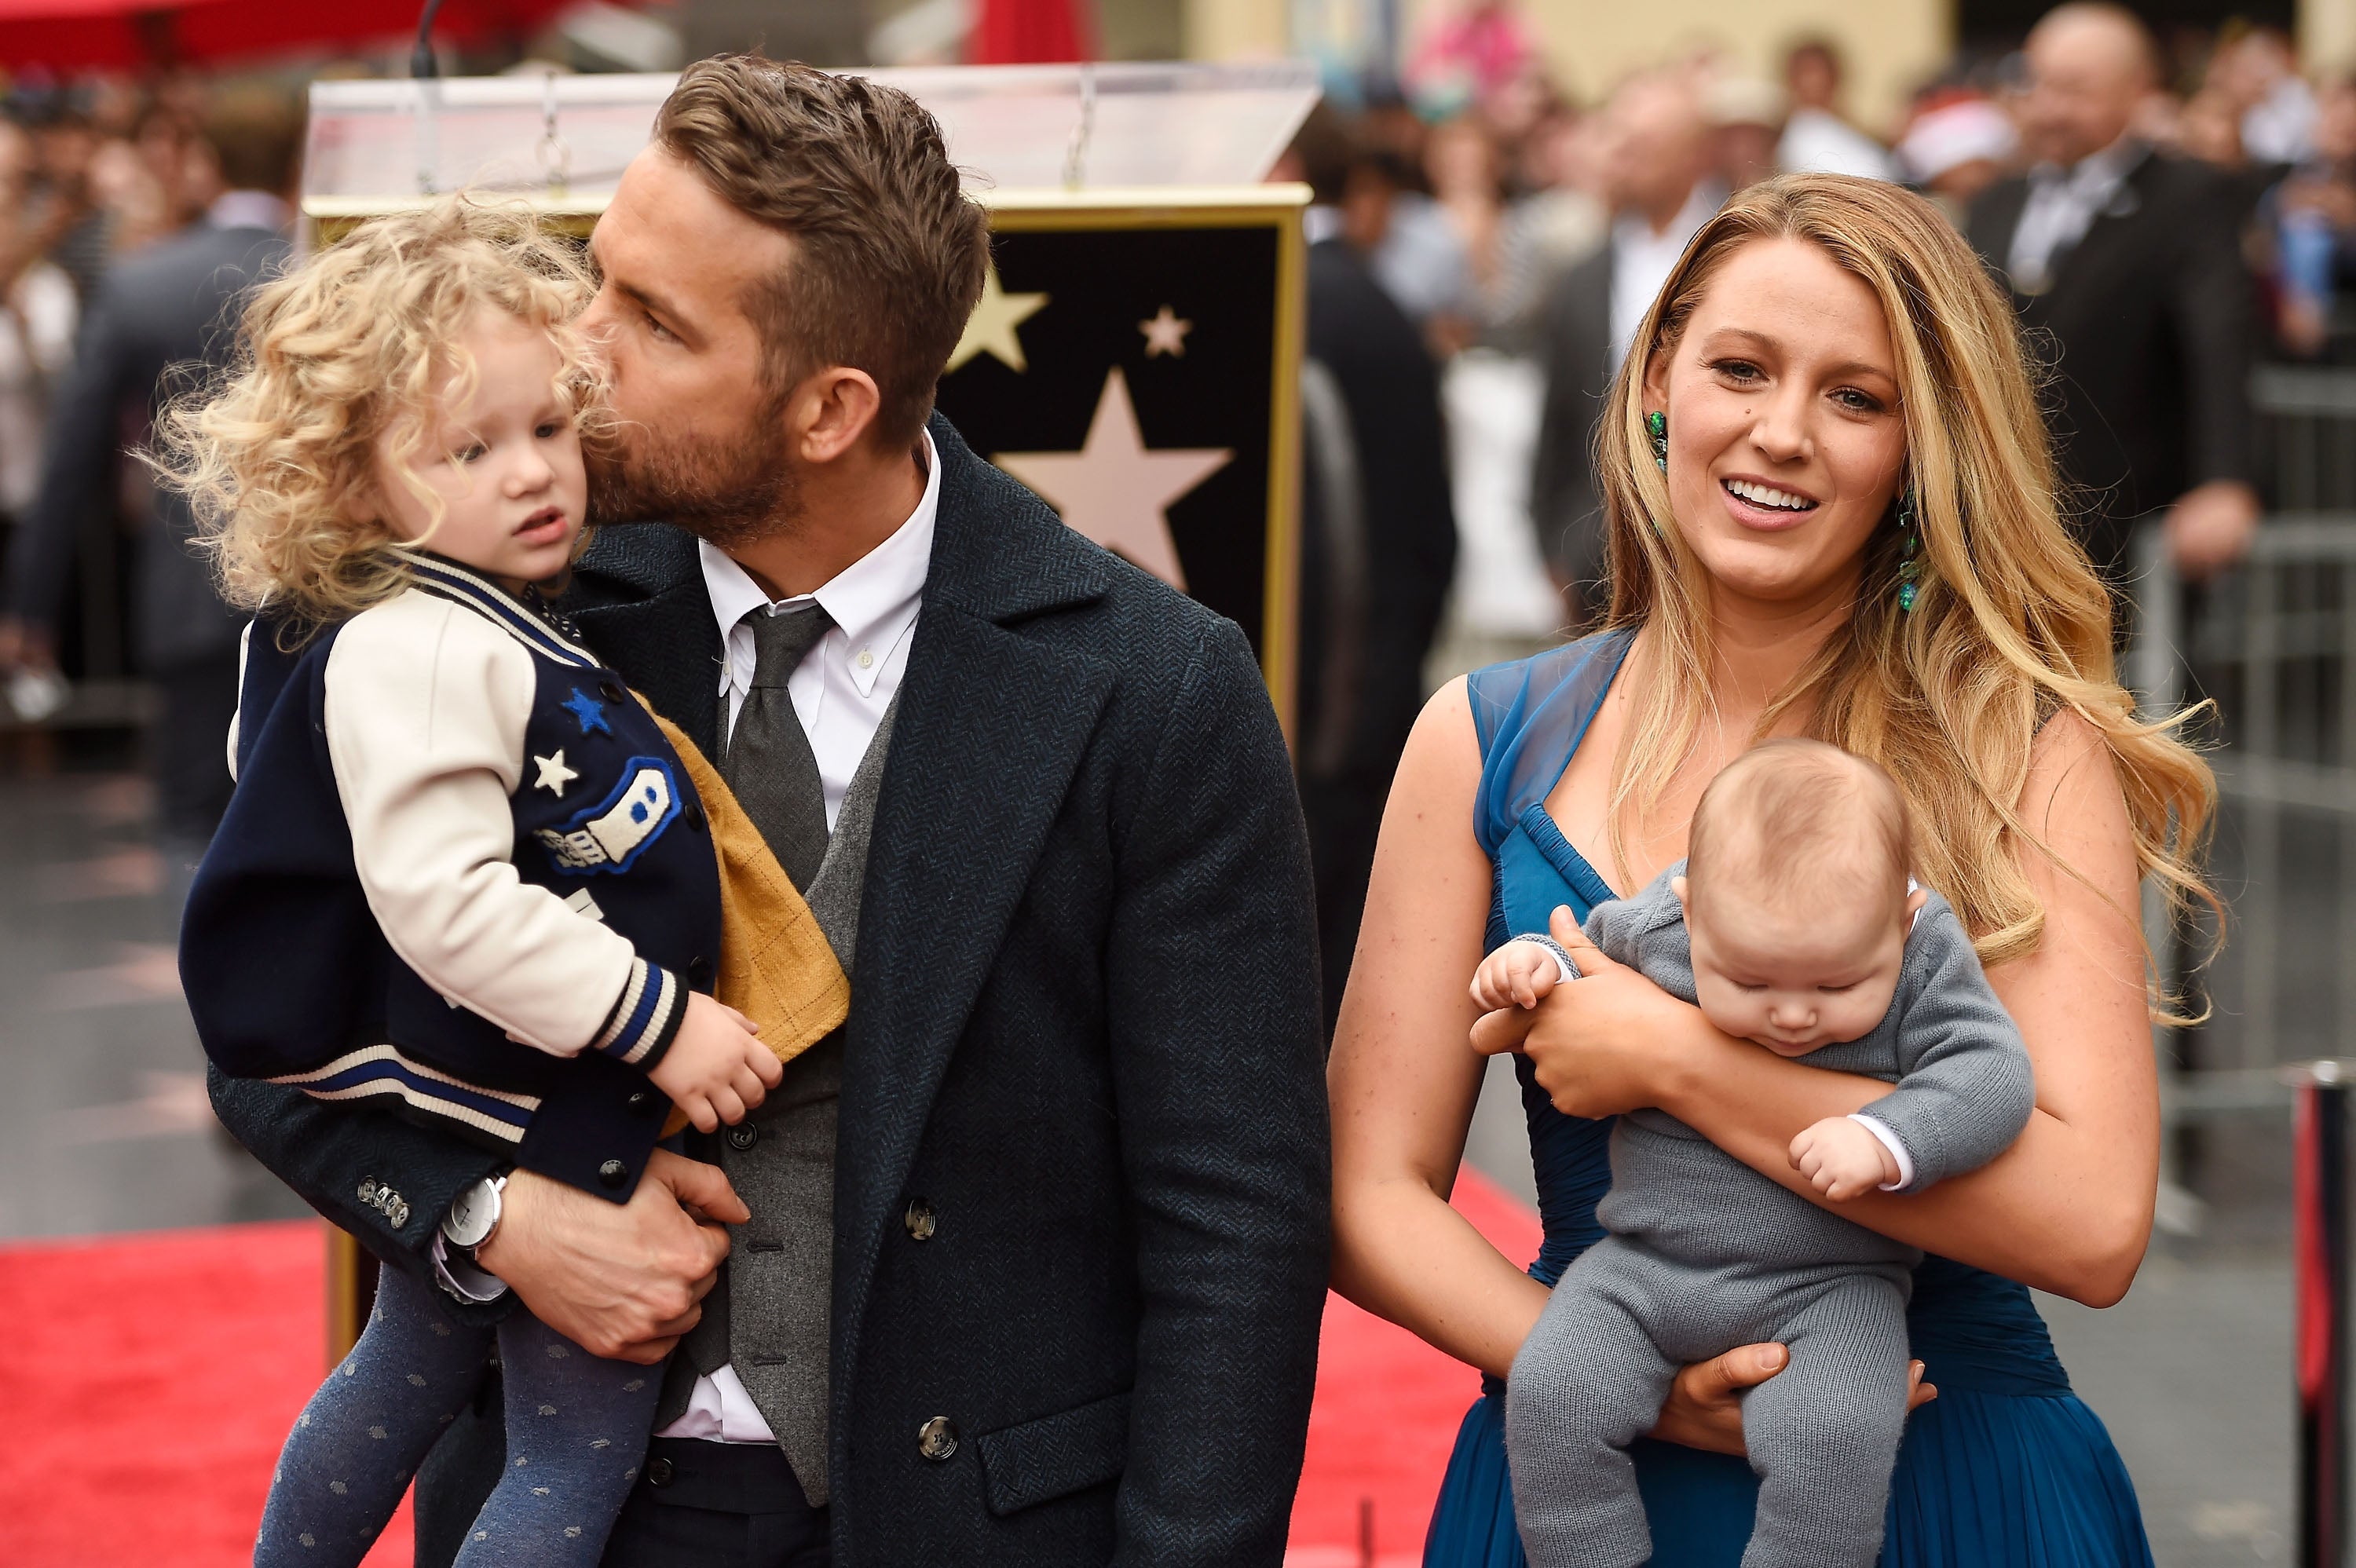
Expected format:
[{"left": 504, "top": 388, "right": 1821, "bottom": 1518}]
[{"left": 393, "top": 548, "right": 598, "bottom": 669}]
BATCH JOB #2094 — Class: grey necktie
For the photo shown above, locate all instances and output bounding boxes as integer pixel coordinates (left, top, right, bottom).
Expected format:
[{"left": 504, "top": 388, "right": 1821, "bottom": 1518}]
[{"left": 723, "top": 604, "right": 833, "bottom": 891}]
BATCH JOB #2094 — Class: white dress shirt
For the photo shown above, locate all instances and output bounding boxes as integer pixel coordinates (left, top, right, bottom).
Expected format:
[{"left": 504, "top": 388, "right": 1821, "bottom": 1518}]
[
  {"left": 438, "top": 432, "right": 940, "bottom": 1446},
  {"left": 2007, "top": 137, "right": 2146, "bottom": 296},
  {"left": 1608, "top": 182, "right": 1723, "bottom": 369},
  {"left": 1776, "top": 108, "right": 1901, "bottom": 183}
]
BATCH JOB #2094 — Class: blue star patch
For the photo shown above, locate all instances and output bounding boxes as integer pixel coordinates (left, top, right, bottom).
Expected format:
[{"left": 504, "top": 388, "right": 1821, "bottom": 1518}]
[{"left": 562, "top": 687, "right": 612, "bottom": 736}]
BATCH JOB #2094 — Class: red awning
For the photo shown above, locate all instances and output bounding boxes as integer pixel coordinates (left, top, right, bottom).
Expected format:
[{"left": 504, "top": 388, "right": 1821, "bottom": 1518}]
[{"left": 0, "top": 0, "right": 576, "bottom": 72}]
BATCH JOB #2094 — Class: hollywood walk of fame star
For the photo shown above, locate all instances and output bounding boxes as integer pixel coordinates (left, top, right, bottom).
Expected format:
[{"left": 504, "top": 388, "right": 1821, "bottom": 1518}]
[
  {"left": 946, "top": 262, "right": 1049, "bottom": 374},
  {"left": 994, "top": 367, "right": 1231, "bottom": 591},
  {"left": 532, "top": 749, "right": 580, "bottom": 797},
  {"left": 562, "top": 688, "right": 611, "bottom": 736},
  {"left": 1139, "top": 305, "right": 1192, "bottom": 358}
]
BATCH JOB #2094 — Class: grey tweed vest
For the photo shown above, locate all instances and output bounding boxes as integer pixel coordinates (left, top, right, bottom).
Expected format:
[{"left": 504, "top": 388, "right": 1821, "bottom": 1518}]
[{"left": 655, "top": 692, "right": 897, "bottom": 1507}]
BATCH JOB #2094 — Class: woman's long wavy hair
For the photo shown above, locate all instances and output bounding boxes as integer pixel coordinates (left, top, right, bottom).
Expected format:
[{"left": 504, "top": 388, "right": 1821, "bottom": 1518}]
[
  {"left": 155, "top": 196, "right": 605, "bottom": 632},
  {"left": 1594, "top": 174, "right": 2216, "bottom": 1004}
]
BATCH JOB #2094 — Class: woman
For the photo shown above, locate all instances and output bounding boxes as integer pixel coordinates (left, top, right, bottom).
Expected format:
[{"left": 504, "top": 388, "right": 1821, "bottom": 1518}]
[{"left": 1328, "top": 174, "right": 2213, "bottom": 1565}]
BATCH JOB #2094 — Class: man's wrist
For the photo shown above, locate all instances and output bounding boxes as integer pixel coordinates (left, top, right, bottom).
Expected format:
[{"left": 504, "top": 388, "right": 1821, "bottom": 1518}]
[{"left": 441, "top": 1166, "right": 512, "bottom": 1260}]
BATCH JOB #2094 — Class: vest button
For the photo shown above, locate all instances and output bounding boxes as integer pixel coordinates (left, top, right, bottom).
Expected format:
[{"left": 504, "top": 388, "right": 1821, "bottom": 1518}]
[
  {"left": 903, "top": 1198, "right": 936, "bottom": 1241},
  {"left": 643, "top": 1455, "right": 675, "bottom": 1489},
  {"left": 916, "top": 1416, "right": 959, "bottom": 1460},
  {"left": 727, "top": 1124, "right": 759, "bottom": 1151},
  {"left": 598, "top": 1159, "right": 628, "bottom": 1190}
]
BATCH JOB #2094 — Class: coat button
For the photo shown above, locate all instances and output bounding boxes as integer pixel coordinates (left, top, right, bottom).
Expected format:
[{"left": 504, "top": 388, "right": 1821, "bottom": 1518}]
[
  {"left": 727, "top": 1124, "right": 759, "bottom": 1151},
  {"left": 385, "top": 1197, "right": 411, "bottom": 1228},
  {"left": 644, "top": 1455, "right": 674, "bottom": 1488},
  {"left": 598, "top": 1159, "right": 628, "bottom": 1190},
  {"left": 916, "top": 1416, "right": 958, "bottom": 1460},
  {"left": 903, "top": 1198, "right": 936, "bottom": 1242}
]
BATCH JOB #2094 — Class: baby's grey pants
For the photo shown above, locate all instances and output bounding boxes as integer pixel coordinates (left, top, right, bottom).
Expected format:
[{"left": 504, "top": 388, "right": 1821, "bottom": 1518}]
[{"left": 1505, "top": 1233, "right": 1912, "bottom": 1568}]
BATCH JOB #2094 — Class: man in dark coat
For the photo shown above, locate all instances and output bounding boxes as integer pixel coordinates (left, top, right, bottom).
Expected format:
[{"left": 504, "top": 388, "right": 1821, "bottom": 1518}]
[
  {"left": 1966, "top": 2, "right": 2259, "bottom": 591},
  {"left": 1, "top": 88, "right": 302, "bottom": 849},
  {"left": 206, "top": 57, "right": 1328, "bottom": 1568}
]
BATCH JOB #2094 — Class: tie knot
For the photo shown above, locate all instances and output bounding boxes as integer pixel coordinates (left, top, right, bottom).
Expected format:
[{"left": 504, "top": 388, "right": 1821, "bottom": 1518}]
[{"left": 745, "top": 604, "right": 832, "bottom": 689}]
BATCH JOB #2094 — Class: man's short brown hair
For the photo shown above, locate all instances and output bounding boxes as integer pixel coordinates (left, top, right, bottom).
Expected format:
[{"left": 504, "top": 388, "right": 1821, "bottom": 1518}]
[{"left": 653, "top": 55, "right": 990, "bottom": 448}]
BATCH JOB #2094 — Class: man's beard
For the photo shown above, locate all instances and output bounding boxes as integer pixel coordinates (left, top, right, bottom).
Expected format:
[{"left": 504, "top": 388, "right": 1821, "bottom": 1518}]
[{"left": 587, "top": 394, "right": 803, "bottom": 550}]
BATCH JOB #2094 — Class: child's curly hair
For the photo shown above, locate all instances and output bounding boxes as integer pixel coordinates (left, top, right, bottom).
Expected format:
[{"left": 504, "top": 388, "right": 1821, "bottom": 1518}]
[{"left": 157, "top": 196, "right": 605, "bottom": 628}]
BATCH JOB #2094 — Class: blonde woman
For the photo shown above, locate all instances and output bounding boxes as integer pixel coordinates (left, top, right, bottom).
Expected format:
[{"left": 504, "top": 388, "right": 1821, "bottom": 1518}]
[{"left": 1330, "top": 174, "right": 2209, "bottom": 1565}]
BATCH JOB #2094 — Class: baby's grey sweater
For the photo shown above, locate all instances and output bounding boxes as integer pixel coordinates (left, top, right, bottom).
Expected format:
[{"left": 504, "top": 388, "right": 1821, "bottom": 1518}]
[{"left": 1584, "top": 863, "right": 2035, "bottom": 1201}]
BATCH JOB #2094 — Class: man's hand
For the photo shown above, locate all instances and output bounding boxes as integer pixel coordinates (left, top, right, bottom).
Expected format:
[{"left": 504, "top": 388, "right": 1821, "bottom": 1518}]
[
  {"left": 474, "top": 1150, "right": 746, "bottom": 1364},
  {"left": 649, "top": 992, "right": 781, "bottom": 1133},
  {"left": 1789, "top": 1116, "right": 1900, "bottom": 1201},
  {"left": 1650, "top": 1343, "right": 1936, "bottom": 1455},
  {"left": 2164, "top": 480, "right": 2259, "bottom": 582},
  {"left": 1471, "top": 938, "right": 1564, "bottom": 1013}
]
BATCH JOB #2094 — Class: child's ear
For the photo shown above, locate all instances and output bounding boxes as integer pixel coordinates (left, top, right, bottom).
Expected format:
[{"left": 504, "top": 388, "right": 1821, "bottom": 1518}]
[
  {"left": 1670, "top": 875, "right": 1689, "bottom": 909},
  {"left": 1904, "top": 885, "right": 1929, "bottom": 924}
]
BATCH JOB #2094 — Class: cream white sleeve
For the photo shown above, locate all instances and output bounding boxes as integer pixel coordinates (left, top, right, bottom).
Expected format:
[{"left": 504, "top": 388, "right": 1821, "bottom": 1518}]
[{"left": 322, "top": 593, "right": 657, "bottom": 1059}]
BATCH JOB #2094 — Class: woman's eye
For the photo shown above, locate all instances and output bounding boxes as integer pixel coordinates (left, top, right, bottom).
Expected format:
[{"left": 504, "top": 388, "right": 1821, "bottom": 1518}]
[
  {"left": 1833, "top": 388, "right": 1884, "bottom": 414},
  {"left": 1713, "top": 359, "right": 1762, "bottom": 383}
]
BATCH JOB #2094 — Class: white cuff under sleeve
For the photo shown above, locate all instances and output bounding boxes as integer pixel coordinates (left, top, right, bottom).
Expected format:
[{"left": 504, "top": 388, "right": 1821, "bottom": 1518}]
[
  {"left": 430, "top": 1230, "right": 510, "bottom": 1303},
  {"left": 1506, "top": 934, "right": 1580, "bottom": 986},
  {"left": 1849, "top": 1113, "right": 1916, "bottom": 1192}
]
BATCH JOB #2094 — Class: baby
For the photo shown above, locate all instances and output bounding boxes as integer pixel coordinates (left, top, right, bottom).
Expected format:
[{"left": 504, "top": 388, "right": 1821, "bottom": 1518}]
[
  {"left": 1477, "top": 738, "right": 2036, "bottom": 1568},
  {"left": 171, "top": 200, "right": 835, "bottom": 1567}
]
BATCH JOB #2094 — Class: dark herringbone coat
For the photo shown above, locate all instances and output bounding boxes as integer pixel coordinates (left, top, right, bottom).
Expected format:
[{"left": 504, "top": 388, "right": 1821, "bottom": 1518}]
[{"left": 209, "top": 413, "right": 1331, "bottom": 1565}]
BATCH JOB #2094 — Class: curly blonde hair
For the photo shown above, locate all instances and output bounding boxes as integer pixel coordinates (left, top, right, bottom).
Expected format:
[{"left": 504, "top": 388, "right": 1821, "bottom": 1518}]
[
  {"left": 1593, "top": 174, "right": 2216, "bottom": 1007},
  {"left": 157, "top": 196, "right": 603, "bottom": 629}
]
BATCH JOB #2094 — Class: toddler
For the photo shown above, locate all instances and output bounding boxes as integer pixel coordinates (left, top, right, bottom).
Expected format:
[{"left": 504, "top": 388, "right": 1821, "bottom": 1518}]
[
  {"left": 1477, "top": 738, "right": 2036, "bottom": 1568},
  {"left": 170, "top": 200, "right": 799, "bottom": 1567}
]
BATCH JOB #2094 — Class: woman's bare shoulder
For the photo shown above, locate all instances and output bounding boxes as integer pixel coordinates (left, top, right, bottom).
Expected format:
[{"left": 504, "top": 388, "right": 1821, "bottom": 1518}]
[{"left": 1394, "top": 675, "right": 1483, "bottom": 798}]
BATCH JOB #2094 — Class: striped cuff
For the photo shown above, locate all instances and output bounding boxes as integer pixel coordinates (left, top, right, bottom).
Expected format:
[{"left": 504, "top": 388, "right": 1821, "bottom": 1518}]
[{"left": 593, "top": 959, "right": 687, "bottom": 1070}]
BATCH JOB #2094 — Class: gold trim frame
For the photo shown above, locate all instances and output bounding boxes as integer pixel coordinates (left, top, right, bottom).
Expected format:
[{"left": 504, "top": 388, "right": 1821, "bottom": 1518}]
[{"left": 302, "top": 184, "right": 1311, "bottom": 735}]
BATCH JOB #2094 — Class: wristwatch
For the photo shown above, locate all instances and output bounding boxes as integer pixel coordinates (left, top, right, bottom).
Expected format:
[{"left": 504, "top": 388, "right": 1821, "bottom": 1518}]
[{"left": 441, "top": 1168, "right": 511, "bottom": 1260}]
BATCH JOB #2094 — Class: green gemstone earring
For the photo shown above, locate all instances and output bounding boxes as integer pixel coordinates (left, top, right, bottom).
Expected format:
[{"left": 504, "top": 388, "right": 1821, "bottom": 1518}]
[
  {"left": 1646, "top": 410, "right": 1669, "bottom": 472},
  {"left": 1895, "top": 488, "right": 1920, "bottom": 613}
]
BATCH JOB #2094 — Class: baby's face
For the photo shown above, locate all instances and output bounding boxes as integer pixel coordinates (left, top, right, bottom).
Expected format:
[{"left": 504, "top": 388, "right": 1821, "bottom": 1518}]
[
  {"left": 1673, "top": 873, "right": 1922, "bottom": 1056},
  {"left": 374, "top": 306, "right": 587, "bottom": 594}
]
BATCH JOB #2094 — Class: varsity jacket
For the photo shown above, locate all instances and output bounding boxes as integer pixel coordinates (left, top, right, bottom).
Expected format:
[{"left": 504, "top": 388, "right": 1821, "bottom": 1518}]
[{"left": 181, "top": 550, "right": 723, "bottom": 1202}]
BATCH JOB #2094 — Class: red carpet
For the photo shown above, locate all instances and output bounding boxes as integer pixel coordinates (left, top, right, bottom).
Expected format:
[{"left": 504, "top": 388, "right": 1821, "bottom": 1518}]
[{"left": 0, "top": 1175, "right": 1538, "bottom": 1567}]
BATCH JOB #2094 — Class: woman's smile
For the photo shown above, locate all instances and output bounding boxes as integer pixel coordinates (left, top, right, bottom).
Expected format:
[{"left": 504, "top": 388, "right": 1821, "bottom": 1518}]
[{"left": 1718, "top": 473, "right": 1824, "bottom": 531}]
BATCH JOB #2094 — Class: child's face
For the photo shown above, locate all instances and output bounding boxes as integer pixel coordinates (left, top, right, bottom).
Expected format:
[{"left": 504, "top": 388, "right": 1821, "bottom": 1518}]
[
  {"left": 1673, "top": 872, "right": 1924, "bottom": 1057},
  {"left": 374, "top": 308, "right": 586, "bottom": 592}
]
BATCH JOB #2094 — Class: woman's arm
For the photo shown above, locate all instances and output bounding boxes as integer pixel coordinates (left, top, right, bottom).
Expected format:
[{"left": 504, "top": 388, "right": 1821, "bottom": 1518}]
[
  {"left": 1491, "top": 714, "right": 2157, "bottom": 1306},
  {"left": 1329, "top": 679, "right": 1552, "bottom": 1378}
]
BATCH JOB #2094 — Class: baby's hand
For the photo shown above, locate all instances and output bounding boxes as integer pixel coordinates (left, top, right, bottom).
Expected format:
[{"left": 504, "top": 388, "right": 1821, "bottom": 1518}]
[
  {"left": 1788, "top": 1116, "right": 1900, "bottom": 1201},
  {"left": 1470, "top": 939, "right": 1563, "bottom": 1013},
  {"left": 647, "top": 992, "right": 781, "bottom": 1133}
]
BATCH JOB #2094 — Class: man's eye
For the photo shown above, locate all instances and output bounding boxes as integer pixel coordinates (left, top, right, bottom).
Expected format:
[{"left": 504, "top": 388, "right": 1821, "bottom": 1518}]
[{"left": 645, "top": 312, "right": 677, "bottom": 343}]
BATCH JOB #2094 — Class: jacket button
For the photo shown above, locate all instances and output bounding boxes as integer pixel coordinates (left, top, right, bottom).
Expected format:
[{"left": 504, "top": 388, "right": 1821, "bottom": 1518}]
[
  {"left": 627, "top": 1090, "right": 656, "bottom": 1115},
  {"left": 903, "top": 1198, "right": 936, "bottom": 1242},
  {"left": 727, "top": 1124, "right": 759, "bottom": 1151},
  {"left": 916, "top": 1416, "right": 958, "bottom": 1460},
  {"left": 644, "top": 1455, "right": 674, "bottom": 1488},
  {"left": 687, "top": 956, "right": 714, "bottom": 989},
  {"left": 686, "top": 801, "right": 708, "bottom": 833},
  {"left": 598, "top": 678, "right": 625, "bottom": 703},
  {"left": 598, "top": 1159, "right": 628, "bottom": 1190}
]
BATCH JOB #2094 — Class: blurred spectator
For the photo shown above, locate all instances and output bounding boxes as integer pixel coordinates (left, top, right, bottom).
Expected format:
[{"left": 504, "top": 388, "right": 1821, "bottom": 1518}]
[
  {"left": 0, "top": 122, "right": 77, "bottom": 560},
  {"left": 1491, "top": 104, "right": 1608, "bottom": 342},
  {"left": 19, "top": 93, "right": 111, "bottom": 306},
  {"left": 1778, "top": 38, "right": 1900, "bottom": 180},
  {"left": 2213, "top": 26, "right": 2316, "bottom": 166},
  {"left": 1899, "top": 94, "right": 2019, "bottom": 217},
  {"left": 1531, "top": 71, "right": 1720, "bottom": 619},
  {"left": 1426, "top": 115, "right": 1506, "bottom": 352},
  {"left": 1404, "top": 0, "right": 1543, "bottom": 122},
  {"left": 2270, "top": 76, "right": 2356, "bottom": 357},
  {"left": 1278, "top": 105, "right": 1459, "bottom": 1034},
  {"left": 1966, "top": 2, "right": 2257, "bottom": 590},
  {"left": 1, "top": 86, "right": 302, "bottom": 852},
  {"left": 1706, "top": 72, "right": 1788, "bottom": 192}
]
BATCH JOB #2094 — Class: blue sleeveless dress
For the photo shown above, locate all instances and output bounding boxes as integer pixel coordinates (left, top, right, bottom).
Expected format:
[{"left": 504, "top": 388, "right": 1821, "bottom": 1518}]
[{"left": 1425, "top": 633, "right": 2155, "bottom": 1568}]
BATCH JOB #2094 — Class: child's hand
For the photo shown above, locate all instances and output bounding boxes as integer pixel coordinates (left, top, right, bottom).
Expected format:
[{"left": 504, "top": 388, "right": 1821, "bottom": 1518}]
[
  {"left": 1788, "top": 1116, "right": 1900, "bottom": 1201},
  {"left": 1471, "top": 939, "right": 1563, "bottom": 1013},
  {"left": 648, "top": 992, "right": 781, "bottom": 1133}
]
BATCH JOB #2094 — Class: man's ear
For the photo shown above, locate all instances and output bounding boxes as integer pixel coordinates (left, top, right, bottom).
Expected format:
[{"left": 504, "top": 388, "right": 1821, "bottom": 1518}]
[{"left": 786, "top": 366, "right": 884, "bottom": 466}]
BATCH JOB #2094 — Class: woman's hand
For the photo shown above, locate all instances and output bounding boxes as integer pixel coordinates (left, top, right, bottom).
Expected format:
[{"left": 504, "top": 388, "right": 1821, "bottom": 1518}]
[
  {"left": 1647, "top": 1344, "right": 1936, "bottom": 1455},
  {"left": 1472, "top": 906, "right": 1710, "bottom": 1120}
]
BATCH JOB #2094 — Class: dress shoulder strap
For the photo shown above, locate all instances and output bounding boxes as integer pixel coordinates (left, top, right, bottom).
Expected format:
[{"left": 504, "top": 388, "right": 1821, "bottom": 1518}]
[{"left": 1466, "top": 627, "right": 1634, "bottom": 858}]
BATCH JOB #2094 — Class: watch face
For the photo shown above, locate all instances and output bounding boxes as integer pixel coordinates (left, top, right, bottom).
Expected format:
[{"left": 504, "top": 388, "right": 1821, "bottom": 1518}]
[{"left": 446, "top": 1180, "right": 496, "bottom": 1248}]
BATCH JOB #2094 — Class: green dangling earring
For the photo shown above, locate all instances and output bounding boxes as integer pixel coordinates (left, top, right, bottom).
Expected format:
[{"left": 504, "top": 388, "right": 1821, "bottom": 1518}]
[
  {"left": 1646, "top": 410, "right": 1669, "bottom": 472},
  {"left": 1895, "top": 488, "right": 1921, "bottom": 613}
]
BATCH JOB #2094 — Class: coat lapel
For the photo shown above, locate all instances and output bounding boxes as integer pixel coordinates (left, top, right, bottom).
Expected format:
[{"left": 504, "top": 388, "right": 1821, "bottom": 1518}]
[{"left": 829, "top": 415, "right": 1117, "bottom": 1391}]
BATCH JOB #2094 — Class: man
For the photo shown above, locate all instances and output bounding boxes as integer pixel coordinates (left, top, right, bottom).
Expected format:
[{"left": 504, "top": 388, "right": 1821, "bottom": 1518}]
[
  {"left": 207, "top": 57, "right": 1328, "bottom": 1566},
  {"left": 1776, "top": 38, "right": 1900, "bottom": 181},
  {"left": 1, "top": 88, "right": 302, "bottom": 851},
  {"left": 1531, "top": 72, "right": 1721, "bottom": 620},
  {"left": 1966, "top": 2, "right": 2259, "bottom": 590}
]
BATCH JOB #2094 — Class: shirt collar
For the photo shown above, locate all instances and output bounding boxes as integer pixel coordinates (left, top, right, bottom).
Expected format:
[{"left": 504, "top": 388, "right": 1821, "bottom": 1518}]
[
  {"left": 207, "top": 191, "right": 291, "bottom": 232},
  {"left": 699, "top": 428, "right": 939, "bottom": 698},
  {"left": 2032, "top": 135, "right": 2146, "bottom": 195}
]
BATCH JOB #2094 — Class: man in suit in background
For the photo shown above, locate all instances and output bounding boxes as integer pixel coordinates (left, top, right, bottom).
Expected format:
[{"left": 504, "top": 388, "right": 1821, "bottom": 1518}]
[
  {"left": 1967, "top": 2, "right": 2259, "bottom": 593},
  {"left": 0, "top": 87, "right": 302, "bottom": 852},
  {"left": 209, "top": 57, "right": 1328, "bottom": 1568},
  {"left": 1531, "top": 74, "right": 1719, "bottom": 623}
]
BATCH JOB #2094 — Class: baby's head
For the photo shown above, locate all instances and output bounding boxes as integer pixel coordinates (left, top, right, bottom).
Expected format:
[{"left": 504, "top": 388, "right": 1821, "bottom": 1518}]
[
  {"left": 1673, "top": 739, "right": 1928, "bottom": 1057},
  {"left": 163, "top": 196, "right": 603, "bottom": 626}
]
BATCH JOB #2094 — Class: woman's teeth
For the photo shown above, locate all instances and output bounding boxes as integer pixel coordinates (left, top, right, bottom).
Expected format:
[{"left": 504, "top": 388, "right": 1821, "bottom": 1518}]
[{"left": 1724, "top": 478, "right": 1816, "bottom": 512}]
